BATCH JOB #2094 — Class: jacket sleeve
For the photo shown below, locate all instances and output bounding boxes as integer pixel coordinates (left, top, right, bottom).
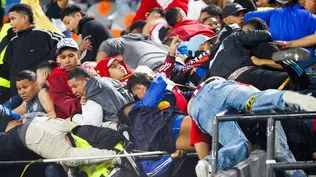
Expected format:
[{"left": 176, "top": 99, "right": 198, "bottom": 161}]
[
  {"left": 43, "top": 30, "right": 63, "bottom": 61},
  {"left": 132, "top": 0, "right": 157, "bottom": 23},
  {"left": 140, "top": 155, "right": 174, "bottom": 177},
  {"left": 157, "top": 55, "right": 176, "bottom": 78},
  {"left": 243, "top": 10, "right": 273, "bottom": 25},
  {"left": 135, "top": 74, "right": 168, "bottom": 108},
  {"left": 48, "top": 75, "right": 81, "bottom": 118},
  {"left": 72, "top": 100, "right": 103, "bottom": 126},
  {"left": 235, "top": 30, "right": 272, "bottom": 48}
]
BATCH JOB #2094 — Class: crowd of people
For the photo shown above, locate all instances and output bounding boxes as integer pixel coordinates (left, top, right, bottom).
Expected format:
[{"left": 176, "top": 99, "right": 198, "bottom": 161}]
[{"left": 1, "top": 0, "right": 316, "bottom": 177}]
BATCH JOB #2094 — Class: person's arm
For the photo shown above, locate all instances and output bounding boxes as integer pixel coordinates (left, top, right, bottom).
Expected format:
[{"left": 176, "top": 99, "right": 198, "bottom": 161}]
[
  {"left": 157, "top": 36, "right": 179, "bottom": 78},
  {"left": 48, "top": 75, "right": 81, "bottom": 118},
  {"left": 0, "top": 105, "right": 21, "bottom": 120},
  {"left": 12, "top": 101, "right": 27, "bottom": 115},
  {"left": 243, "top": 9, "right": 273, "bottom": 25},
  {"left": 38, "top": 89, "right": 56, "bottom": 117},
  {"left": 132, "top": 0, "right": 156, "bottom": 23},
  {"left": 235, "top": 30, "right": 272, "bottom": 47},
  {"left": 96, "top": 39, "right": 123, "bottom": 63},
  {"left": 251, "top": 56, "right": 283, "bottom": 70},
  {"left": 274, "top": 33, "right": 316, "bottom": 49},
  {"left": 71, "top": 100, "right": 103, "bottom": 126},
  {"left": 56, "top": 0, "right": 68, "bottom": 9}
]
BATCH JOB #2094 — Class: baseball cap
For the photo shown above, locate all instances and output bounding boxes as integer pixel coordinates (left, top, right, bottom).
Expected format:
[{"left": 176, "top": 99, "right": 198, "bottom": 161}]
[
  {"left": 56, "top": 38, "right": 79, "bottom": 54},
  {"left": 188, "top": 35, "right": 215, "bottom": 56},
  {"left": 106, "top": 55, "right": 123, "bottom": 68},
  {"left": 222, "top": 3, "right": 248, "bottom": 18}
]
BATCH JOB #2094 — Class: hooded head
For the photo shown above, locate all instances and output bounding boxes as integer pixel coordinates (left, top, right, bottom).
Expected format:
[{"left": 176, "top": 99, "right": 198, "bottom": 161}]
[{"left": 95, "top": 56, "right": 132, "bottom": 82}]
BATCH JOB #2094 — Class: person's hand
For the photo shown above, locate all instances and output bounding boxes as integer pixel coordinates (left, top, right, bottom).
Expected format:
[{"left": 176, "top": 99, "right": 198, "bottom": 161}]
[
  {"left": 170, "top": 36, "right": 180, "bottom": 57},
  {"left": 80, "top": 95, "right": 86, "bottom": 105},
  {"left": 251, "top": 56, "right": 263, "bottom": 66},
  {"left": 79, "top": 35, "right": 93, "bottom": 52},
  {"left": 171, "top": 150, "right": 184, "bottom": 160}
]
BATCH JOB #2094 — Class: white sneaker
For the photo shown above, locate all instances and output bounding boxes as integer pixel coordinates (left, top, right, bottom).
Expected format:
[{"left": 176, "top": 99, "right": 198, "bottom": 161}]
[
  {"left": 195, "top": 159, "right": 211, "bottom": 177},
  {"left": 283, "top": 91, "right": 316, "bottom": 111}
]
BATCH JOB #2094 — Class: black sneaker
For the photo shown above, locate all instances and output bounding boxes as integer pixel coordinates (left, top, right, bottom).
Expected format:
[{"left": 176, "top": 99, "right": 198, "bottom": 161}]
[{"left": 272, "top": 47, "right": 310, "bottom": 63}]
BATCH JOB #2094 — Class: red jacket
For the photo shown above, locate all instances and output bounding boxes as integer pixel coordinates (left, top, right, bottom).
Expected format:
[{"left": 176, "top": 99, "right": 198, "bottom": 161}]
[
  {"left": 132, "top": 0, "right": 189, "bottom": 23},
  {"left": 48, "top": 67, "right": 81, "bottom": 119},
  {"left": 168, "top": 20, "right": 215, "bottom": 41}
]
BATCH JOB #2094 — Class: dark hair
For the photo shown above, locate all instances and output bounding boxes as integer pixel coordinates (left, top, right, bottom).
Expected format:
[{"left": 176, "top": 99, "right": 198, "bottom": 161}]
[
  {"left": 9, "top": 4, "right": 34, "bottom": 24},
  {"left": 201, "top": 5, "right": 223, "bottom": 22},
  {"left": 148, "top": 7, "right": 165, "bottom": 18},
  {"left": 129, "top": 20, "right": 146, "bottom": 33},
  {"left": 284, "top": 0, "right": 299, "bottom": 7},
  {"left": 165, "top": 7, "right": 181, "bottom": 27},
  {"left": 243, "top": 18, "right": 269, "bottom": 30},
  {"left": 16, "top": 70, "right": 36, "bottom": 82},
  {"left": 37, "top": 61, "right": 58, "bottom": 72},
  {"left": 68, "top": 67, "right": 90, "bottom": 81},
  {"left": 126, "top": 73, "right": 153, "bottom": 93},
  {"left": 60, "top": 4, "right": 86, "bottom": 21},
  {"left": 233, "top": 0, "right": 257, "bottom": 11}
]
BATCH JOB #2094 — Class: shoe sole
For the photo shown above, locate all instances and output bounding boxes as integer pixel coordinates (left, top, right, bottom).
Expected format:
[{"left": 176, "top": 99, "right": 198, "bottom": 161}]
[{"left": 272, "top": 48, "right": 311, "bottom": 62}]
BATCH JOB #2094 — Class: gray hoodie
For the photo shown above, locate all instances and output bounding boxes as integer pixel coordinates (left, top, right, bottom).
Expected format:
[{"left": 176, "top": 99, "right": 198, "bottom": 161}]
[{"left": 84, "top": 76, "right": 134, "bottom": 122}]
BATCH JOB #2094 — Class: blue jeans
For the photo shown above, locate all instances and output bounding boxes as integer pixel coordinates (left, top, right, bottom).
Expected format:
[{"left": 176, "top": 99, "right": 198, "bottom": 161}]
[
  {"left": 188, "top": 78, "right": 306, "bottom": 177},
  {"left": 45, "top": 163, "right": 67, "bottom": 177},
  {"left": 115, "top": 0, "right": 135, "bottom": 15},
  {"left": 3, "top": 95, "right": 23, "bottom": 110}
]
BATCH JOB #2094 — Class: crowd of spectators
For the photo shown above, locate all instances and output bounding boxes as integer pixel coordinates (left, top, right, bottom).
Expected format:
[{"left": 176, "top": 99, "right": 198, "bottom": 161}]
[{"left": 2, "top": 0, "right": 316, "bottom": 177}]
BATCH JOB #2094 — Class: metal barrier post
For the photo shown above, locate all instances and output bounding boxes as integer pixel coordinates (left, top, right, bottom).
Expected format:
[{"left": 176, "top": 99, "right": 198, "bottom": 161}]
[
  {"left": 211, "top": 114, "right": 220, "bottom": 176},
  {"left": 266, "top": 117, "right": 276, "bottom": 177}
]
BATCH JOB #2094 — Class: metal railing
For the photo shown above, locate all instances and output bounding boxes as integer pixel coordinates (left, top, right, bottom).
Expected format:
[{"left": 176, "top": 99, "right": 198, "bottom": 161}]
[{"left": 211, "top": 111, "right": 316, "bottom": 177}]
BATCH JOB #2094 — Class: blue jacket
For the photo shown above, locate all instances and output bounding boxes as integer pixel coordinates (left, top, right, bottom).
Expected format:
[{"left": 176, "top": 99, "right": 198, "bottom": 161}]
[
  {"left": 244, "top": 4, "right": 316, "bottom": 68},
  {"left": 140, "top": 155, "right": 174, "bottom": 177}
]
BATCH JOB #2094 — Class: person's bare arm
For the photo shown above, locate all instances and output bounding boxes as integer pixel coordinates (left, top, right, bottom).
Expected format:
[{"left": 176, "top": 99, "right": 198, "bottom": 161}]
[
  {"left": 251, "top": 56, "right": 283, "bottom": 70},
  {"left": 274, "top": 32, "right": 316, "bottom": 48},
  {"left": 56, "top": 0, "right": 68, "bottom": 9},
  {"left": 12, "top": 101, "right": 27, "bottom": 115},
  {"left": 38, "top": 89, "right": 56, "bottom": 117}
]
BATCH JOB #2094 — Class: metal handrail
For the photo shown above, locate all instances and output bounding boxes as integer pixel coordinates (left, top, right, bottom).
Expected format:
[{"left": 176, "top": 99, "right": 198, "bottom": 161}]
[{"left": 211, "top": 111, "right": 316, "bottom": 177}]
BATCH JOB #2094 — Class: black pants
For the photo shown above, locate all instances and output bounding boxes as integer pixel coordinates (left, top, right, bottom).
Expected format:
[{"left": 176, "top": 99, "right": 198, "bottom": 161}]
[
  {"left": 236, "top": 67, "right": 294, "bottom": 90},
  {"left": 0, "top": 86, "right": 11, "bottom": 104}
]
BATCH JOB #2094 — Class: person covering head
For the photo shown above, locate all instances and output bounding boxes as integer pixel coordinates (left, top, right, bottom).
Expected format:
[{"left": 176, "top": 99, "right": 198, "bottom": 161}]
[{"left": 94, "top": 56, "right": 132, "bottom": 82}]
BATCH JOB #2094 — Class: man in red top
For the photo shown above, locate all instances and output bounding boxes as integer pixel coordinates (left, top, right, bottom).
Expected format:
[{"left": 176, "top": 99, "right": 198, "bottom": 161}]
[
  {"left": 48, "top": 38, "right": 82, "bottom": 118},
  {"left": 166, "top": 7, "right": 215, "bottom": 41},
  {"left": 132, "top": 0, "right": 189, "bottom": 23}
]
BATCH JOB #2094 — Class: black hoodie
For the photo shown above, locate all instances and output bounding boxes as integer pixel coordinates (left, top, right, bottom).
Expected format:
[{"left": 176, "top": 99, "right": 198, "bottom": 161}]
[{"left": 77, "top": 17, "right": 113, "bottom": 63}]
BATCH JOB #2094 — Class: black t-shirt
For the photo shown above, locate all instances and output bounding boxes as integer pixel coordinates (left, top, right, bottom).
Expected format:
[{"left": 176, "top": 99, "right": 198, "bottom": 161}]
[{"left": 45, "top": 2, "right": 62, "bottom": 19}]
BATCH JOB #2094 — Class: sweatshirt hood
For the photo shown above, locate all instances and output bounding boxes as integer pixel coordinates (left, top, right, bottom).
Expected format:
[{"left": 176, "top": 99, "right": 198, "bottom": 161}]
[
  {"left": 77, "top": 17, "right": 94, "bottom": 34},
  {"left": 95, "top": 56, "right": 132, "bottom": 82}
]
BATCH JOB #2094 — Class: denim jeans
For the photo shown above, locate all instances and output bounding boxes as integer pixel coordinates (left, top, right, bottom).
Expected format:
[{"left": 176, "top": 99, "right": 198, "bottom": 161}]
[
  {"left": 188, "top": 78, "right": 306, "bottom": 177},
  {"left": 3, "top": 95, "right": 23, "bottom": 110},
  {"left": 45, "top": 163, "right": 67, "bottom": 177},
  {"left": 115, "top": 0, "right": 135, "bottom": 15}
]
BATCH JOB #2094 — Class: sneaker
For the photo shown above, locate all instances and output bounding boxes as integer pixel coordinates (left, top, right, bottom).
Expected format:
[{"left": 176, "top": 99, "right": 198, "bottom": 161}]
[
  {"left": 195, "top": 159, "right": 211, "bottom": 177},
  {"left": 283, "top": 91, "right": 316, "bottom": 111},
  {"left": 272, "top": 47, "right": 310, "bottom": 63}
]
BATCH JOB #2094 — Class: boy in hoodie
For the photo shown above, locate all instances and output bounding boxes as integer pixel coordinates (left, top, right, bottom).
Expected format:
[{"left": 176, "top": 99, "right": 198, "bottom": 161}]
[
  {"left": 60, "top": 5, "right": 113, "bottom": 63},
  {"left": 48, "top": 38, "right": 82, "bottom": 119},
  {"left": 68, "top": 67, "right": 134, "bottom": 126}
]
